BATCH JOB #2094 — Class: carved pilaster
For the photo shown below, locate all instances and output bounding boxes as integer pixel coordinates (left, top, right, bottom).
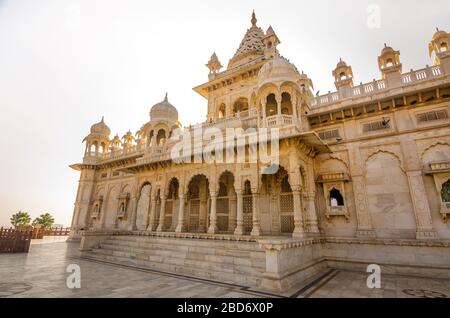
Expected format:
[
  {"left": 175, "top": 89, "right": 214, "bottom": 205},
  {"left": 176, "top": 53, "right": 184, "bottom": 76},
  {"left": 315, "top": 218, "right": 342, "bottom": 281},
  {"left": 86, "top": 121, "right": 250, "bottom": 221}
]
[{"left": 406, "top": 171, "right": 438, "bottom": 239}]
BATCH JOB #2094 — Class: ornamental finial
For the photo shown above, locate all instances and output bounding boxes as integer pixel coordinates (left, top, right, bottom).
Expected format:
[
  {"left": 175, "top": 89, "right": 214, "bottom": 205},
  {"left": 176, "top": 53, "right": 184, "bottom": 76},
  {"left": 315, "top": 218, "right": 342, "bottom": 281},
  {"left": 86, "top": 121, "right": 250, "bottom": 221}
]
[{"left": 251, "top": 10, "right": 257, "bottom": 27}]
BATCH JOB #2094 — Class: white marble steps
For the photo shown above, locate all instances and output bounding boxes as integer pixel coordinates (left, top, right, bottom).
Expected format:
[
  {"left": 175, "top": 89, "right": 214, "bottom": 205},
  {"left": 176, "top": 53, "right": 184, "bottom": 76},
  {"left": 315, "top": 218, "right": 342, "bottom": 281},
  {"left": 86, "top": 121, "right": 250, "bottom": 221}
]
[{"left": 82, "top": 235, "right": 267, "bottom": 287}]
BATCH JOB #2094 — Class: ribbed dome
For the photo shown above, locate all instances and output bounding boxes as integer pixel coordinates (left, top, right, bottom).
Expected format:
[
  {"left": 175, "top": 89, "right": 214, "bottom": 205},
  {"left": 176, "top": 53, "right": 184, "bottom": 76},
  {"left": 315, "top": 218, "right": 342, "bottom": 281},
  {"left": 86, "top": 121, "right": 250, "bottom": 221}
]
[
  {"left": 381, "top": 45, "right": 395, "bottom": 55},
  {"left": 432, "top": 29, "right": 447, "bottom": 41},
  {"left": 90, "top": 117, "right": 111, "bottom": 137},
  {"left": 150, "top": 94, "right": 179, "bottom": 123},
  {"left": 336, "top": 59, "right": 348, "bottom": 68},
  {"left": 258, "top": 56, "right": 300, "bottom": 88}
]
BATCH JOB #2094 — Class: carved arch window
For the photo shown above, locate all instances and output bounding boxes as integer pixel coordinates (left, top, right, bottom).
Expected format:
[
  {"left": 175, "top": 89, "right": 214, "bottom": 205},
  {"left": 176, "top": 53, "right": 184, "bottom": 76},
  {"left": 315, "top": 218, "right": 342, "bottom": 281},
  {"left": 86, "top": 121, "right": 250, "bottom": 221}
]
[
  {"left": 281, "top": 92, "right": 293, "bottom": 115},
  {"left": 442, "top": 179, "right": 450, "bottom": 202}
]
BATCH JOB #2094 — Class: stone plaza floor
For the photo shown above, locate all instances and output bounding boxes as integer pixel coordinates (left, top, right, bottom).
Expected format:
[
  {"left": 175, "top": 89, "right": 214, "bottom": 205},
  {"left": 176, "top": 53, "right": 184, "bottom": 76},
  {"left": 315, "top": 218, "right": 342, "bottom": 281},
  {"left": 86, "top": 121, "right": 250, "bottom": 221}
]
[{"left": 0, "top": 238, "right": 449, "bottom": 298}]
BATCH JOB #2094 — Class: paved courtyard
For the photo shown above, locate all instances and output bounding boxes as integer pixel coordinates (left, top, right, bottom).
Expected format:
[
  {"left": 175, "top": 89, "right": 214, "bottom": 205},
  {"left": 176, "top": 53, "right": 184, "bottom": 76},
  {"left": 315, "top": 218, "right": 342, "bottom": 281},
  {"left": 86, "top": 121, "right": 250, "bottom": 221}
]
[{"left": 0, "top": 238, "right": 449, "bottom": 298}]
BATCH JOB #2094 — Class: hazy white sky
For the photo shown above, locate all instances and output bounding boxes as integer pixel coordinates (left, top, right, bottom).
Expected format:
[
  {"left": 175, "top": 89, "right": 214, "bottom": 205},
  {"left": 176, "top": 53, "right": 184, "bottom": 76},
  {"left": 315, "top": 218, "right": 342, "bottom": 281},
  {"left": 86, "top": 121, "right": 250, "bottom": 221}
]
[{"left": 0, "top": 0, "right": 448, "bottom": 227}]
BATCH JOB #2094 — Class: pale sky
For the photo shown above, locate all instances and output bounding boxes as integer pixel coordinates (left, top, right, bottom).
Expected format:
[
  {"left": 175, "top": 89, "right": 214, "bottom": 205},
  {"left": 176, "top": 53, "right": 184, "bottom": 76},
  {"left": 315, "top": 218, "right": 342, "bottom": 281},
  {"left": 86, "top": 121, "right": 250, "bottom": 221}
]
[{"left": 0, "top": 0, "right": 448, "bottom": 227}]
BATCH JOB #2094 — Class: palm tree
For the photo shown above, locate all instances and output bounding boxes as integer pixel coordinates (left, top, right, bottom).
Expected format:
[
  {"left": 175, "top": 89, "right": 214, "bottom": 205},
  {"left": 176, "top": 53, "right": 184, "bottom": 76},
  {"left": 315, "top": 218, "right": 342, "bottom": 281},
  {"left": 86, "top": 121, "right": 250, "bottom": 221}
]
[
  {"left": 32, "top": 213, "right": 55, "bottom": 230},
  {"left": 10, "top": 211, "right": 31, "bottom": 228}
]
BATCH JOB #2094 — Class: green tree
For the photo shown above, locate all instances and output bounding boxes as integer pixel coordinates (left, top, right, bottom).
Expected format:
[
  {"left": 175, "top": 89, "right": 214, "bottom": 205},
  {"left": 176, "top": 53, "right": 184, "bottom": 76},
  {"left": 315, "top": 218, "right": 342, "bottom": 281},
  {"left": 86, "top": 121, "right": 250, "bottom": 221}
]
[
  {"left": 32, "top": 213, "right": 55, "bottom": 230},
  {"left": 10, "top": 211, "right": 31, "bottom": 228}
]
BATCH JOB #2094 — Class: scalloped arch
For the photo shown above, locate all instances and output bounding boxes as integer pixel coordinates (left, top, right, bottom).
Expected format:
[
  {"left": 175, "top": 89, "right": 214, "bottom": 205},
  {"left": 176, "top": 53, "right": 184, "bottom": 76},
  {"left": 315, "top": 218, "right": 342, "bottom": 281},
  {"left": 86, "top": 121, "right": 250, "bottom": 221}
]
[
  {"left": 420, "top": 141, "right": 450, "bottom": 162},
  {"left": 365, "top": 149, "right": 404, "bottom": 173}
]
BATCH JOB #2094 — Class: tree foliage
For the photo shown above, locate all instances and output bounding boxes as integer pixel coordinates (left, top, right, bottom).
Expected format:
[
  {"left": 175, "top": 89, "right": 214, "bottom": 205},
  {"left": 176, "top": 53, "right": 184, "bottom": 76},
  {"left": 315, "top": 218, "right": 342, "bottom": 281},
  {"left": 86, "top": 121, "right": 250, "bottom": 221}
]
[
  {"left": 10, "top": 211, "right": 31, "bottom": 228},
  {"left": 32, "top": 213, "right": 55, "bottom": 230}
]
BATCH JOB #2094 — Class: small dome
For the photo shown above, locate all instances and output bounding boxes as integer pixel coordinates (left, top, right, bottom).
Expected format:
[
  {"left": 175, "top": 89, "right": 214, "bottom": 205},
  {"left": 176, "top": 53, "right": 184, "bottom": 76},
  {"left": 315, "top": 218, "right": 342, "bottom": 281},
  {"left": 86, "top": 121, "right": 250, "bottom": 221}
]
[
  {"left": 90, "top": 117, "right": 110, "bottom": 137},
  {"left": 336, "top": 59, "right": 348, "bottom": 68},
  {"left": 381, "top": 45, "right": 396, "bottom": 55},
  {"left": 432, "top": 29, "right": 447, "bottom": 41},
  {"left": 150, "top": 94, "right": 179, "bottom": 123},
  {"left": 258, "top": 56, "right": 300, "bottom": 88}
]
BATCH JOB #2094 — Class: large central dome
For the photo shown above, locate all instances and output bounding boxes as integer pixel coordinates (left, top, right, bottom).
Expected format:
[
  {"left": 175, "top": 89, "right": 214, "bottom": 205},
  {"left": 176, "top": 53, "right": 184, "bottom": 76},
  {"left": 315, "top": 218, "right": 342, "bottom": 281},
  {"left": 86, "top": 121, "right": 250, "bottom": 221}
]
[
  {"left": 257, "top": 56, "right": 300, "bottom": 88},
  {"left": 150, "top": 94, "right": 179, "bottom": 123}
]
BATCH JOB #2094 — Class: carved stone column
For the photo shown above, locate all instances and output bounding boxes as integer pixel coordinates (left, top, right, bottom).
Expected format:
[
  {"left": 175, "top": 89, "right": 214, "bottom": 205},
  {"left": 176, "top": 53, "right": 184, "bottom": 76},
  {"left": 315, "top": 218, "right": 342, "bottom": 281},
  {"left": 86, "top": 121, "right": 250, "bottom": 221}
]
[
  {"left": 229, "top": 195, "right": 237, "bottom": 232},
  {"left": 406, "top": 171, "right": 438, "bottom": 239},
  {"left": 400, "top": 137, "right": 438, "bottom": 239},
  {"left": 175, "top": 193, "right": 186, "bottom": 233},
  {"left": 127, "top": 195, "right": 138, "bottom": 231},
  {"left": 234, "top": 190, "right": 244, "bottom": 235},
  {"left": 292, "top": 187, "right": 305, "bottom": 238},
  {"left": 352, "top": 175, "right": 376, "bottom": 238},
  {"left": 208, "top": 192, "right": 218, "bottom": 234},
  {"left": 305, "top": 192, "right": 320, "bottom": 235},
  {"left": 276, "top": 95, "right": 282, "bottom": 116},
  {"left": 251, "top": 193, "right": 262, "bottom": 236},
  {"left": 347, "top": 144, "right": 375, "bottom": 238},
  {"left": 156, "top": 193, "right": 167, "bottom": 232},
  {"left": 147, "top": 194, "right": 157, "bottom": 231}
]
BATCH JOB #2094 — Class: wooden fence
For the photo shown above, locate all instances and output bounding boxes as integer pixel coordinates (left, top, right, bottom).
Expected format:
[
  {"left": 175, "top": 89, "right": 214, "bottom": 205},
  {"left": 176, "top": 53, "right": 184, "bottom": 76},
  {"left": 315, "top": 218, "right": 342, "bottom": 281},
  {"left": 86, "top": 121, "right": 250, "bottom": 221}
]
[
  {"left": 44, "top": 227, "right": 71, "bottom": 236},
  {"left": 0, "top": 228, "right": 33, "bottom": 253},
  {"left": 31, "top": 227, "right": 71, "bottom": 238}
]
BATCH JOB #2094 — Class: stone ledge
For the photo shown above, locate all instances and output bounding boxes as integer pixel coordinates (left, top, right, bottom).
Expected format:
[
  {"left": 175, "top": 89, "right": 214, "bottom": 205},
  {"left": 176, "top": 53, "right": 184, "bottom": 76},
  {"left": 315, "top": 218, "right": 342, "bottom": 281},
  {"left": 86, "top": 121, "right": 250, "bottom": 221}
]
[{"left": 325, "top": 236, "right": 450, "bottom": 248}]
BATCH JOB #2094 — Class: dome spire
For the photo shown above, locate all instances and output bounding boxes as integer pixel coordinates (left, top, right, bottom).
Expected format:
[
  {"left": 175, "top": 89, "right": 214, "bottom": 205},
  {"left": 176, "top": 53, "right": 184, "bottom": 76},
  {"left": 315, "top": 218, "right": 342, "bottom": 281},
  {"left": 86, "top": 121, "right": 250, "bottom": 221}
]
[
  {"left": 251, "top": 10, "right": 257, "bottom": 27},
  {"left": 164, "top": 92, "right": 168, "bottom": 102}
]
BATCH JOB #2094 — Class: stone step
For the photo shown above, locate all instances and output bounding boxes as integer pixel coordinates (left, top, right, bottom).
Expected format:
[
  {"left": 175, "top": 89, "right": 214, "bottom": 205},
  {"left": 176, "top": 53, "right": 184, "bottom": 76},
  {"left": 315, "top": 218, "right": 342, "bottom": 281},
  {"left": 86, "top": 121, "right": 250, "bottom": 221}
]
[
  {"left": 93, "top": 248, "right": 265, "bottom": 274},
  {"left": 105, "top": 236, "right": 260, "bottom": 252},
  {"left": 93, "top": 244, "right": 266, "bottom": 271},
  {"left": 99, "top": 241, "right": 266, "bottom": 261},
  {"left": 82, "top": 251, "right": 262, "bottom": 287}
]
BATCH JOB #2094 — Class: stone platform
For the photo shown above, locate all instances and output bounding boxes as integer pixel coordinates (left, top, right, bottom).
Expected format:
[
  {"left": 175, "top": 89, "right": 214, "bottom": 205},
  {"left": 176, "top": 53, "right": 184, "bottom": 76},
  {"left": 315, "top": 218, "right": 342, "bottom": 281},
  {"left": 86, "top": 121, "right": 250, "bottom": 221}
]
[{"left": 78, "top": 231, "right": 450, "bottom": 292}]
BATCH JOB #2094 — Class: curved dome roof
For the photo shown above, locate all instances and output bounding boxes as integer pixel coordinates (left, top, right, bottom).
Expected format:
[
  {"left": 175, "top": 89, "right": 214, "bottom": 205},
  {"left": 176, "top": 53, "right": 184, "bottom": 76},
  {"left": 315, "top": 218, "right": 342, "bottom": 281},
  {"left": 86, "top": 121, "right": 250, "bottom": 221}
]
[
  {"left": 90, "top": 117, "right": 111, "bottom": 137},
  {"left": 381, "top": 45, "right": 396, "bottom": 55},
  {"left": 336, "top": 59, "right": 348, "bottom": 68},
  {"left": 258, "top": 56, "right": 300, "bottom": 88},
  {"left": 150, "top": 94, "right": 179, "bottom": 123},
  {"left": 432, "top": 29, "right": 448, "bottom": 41}
]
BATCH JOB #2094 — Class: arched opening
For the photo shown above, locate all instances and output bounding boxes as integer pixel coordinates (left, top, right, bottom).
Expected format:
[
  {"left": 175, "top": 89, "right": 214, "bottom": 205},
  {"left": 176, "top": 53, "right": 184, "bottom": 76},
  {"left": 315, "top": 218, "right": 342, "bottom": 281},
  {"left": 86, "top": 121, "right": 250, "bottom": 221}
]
[
  {"left": 329, "top": 188, "right": 344, "bottom": 206},
  {"left": 218, "top": 103, "right": 226, "bottom": 119},
  {"left": 261, "top": 166, "right": 293, "bottom": 234},
  {"left": 265, "top": 93, "right": 277, "bottom": 117},
  {"left": 164, "top": 178, "right": 179, "bottom": 230},
  {"left": 281, "top": 92, "right": 293, "bottom": 115},
  {"left": 441, "top": 180, "right": 450, "bottom": 202},
  {"left": 386, "top": 58, "right": 394, "bottom": 67},
  {"left": 187, "top": 175, "right": 209, "bottom": 233},
  {"left": 104, "top": 187, "right": 119, "bottom": 230},
  {"left": 100, "top": 142, "right": 107, "bottom": 154},
  {"left": 217, "top": 171, "right": 235, "bottom": 232},
  {"left": 135, "top": 182, "right": 152, "bottom": 230},
  {"left": 339, "top": 72, "right": 347, "bottom": 80},
  {"left": 233, "top": 98, "right": 249, "bottom": 115},
  {"left": 279, "top": 173, "right": 294, "bottom": 234},
  {"left": 440, "top": 42, "right": 448, "bottom": 52},
  {"left": 366, "top": 152, "right": 416, "bottom": 238},
  {"left": 156, "top": 129, "right": 166, "bottom": 146},
  {"left": 148, "top": 130, "right": 154, "bottom": 146},
  {"left": 243, "top": 180, "right": 253, "bottom": 234}
]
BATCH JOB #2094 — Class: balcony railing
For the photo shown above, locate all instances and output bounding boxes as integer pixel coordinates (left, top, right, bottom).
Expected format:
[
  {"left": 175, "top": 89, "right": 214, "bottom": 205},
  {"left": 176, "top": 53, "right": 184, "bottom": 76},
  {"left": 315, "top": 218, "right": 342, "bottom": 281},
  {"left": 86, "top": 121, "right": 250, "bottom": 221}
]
[
  {"left": 265, "top": 115, "right": 296, "bottom": 127},
  {"left": 311, "top": 65, "right": 444, "bottom": 108}
]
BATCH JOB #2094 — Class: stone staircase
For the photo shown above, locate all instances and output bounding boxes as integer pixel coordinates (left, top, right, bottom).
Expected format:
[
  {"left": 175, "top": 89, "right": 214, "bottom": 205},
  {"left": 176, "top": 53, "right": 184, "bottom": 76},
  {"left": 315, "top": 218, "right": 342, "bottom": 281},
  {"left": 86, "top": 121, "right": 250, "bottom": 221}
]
[{"left": 81, "top": 235, "right": 267, "bottom": 287}]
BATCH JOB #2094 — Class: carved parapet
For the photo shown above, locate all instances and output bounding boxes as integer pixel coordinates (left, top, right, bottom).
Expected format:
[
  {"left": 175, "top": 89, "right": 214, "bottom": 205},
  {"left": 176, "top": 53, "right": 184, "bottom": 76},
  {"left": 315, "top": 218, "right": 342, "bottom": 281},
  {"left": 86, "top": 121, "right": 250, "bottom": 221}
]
[
  {"left": 325, "top": 205, "right": 350, "bottom": 222},
  {"left": 426, "top": 160, "right": 450, "bottom": 174},
  {"left": 440, "top": 202, "right": 450, "bottom": 223},
  {"left": 258, "top": 238, "right": 323, "bottom": 251},
  {"left": 316, "top": 172, "right": 350, "bottom": 183}
]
